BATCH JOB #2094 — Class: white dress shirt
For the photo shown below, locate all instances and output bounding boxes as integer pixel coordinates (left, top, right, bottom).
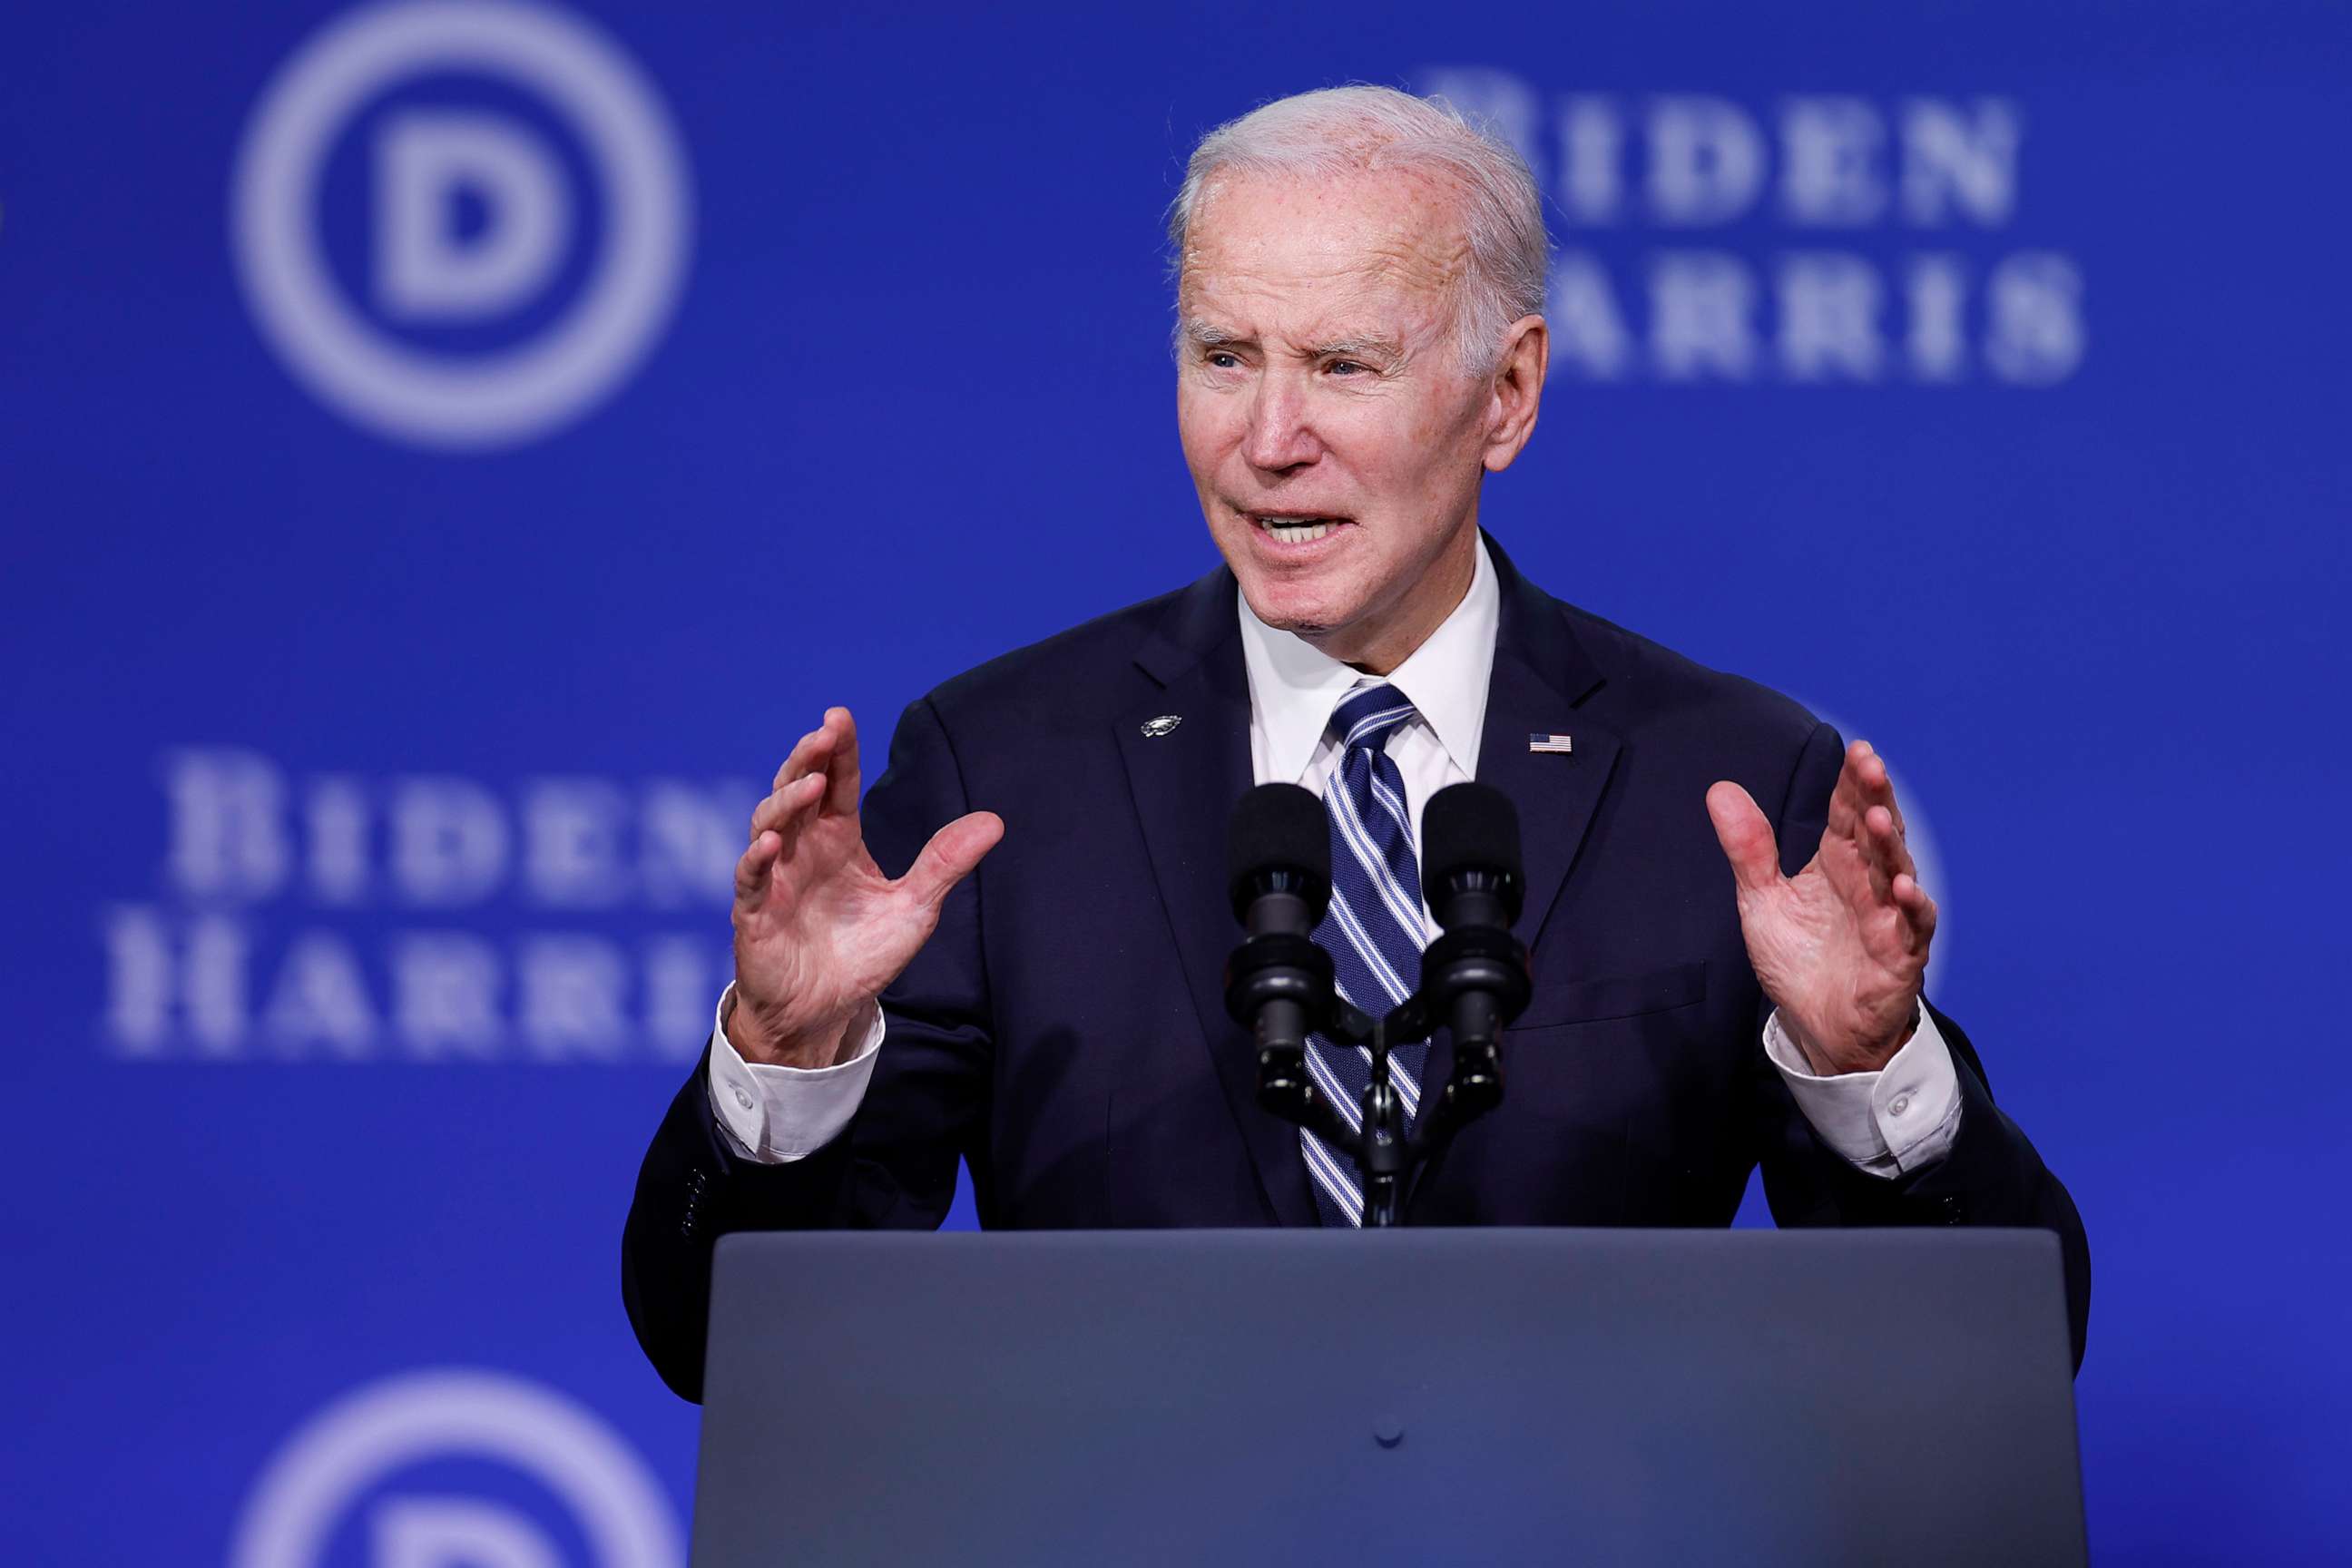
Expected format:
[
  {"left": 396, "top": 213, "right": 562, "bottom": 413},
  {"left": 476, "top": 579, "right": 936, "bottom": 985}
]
[{"left": 708, "top": 537, "right": 1962, "bottom": 1179}]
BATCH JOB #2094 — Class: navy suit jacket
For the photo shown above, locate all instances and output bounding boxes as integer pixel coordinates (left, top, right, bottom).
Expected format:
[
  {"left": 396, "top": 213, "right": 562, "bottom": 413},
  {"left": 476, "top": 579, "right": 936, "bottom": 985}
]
[{"left": 623, "top": 538, "right": 2091, "bottom": 1400}]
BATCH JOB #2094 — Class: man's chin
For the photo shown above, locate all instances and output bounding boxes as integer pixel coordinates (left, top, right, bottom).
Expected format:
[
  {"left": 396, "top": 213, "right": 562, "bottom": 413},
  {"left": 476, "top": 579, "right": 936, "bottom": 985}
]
[
  {"left": 1238, "top": 580, "right": 1352, "bottom": 639},
  {"left": 1220, "top": 530, "right": 1381, "bottom": 639}
]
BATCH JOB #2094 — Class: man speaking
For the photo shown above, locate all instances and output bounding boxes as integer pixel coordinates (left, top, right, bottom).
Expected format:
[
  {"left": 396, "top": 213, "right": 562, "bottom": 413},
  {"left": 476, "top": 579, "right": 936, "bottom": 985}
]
[{"left": 623, "top": 85, "right": 2089, "bottom": 1400}]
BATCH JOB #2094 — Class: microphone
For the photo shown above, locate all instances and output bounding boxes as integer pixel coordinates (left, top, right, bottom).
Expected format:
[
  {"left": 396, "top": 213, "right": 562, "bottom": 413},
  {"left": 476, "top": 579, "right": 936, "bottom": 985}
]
[
  {"left": 1226, "top": 782, "right": 1329, "bottom": 937},
  {"left": 1417, "top": 783, "right": 1533, "bottom": 1108},
  {"left": 1422, "top": 781, "right": 1525, "bottom": 934},
  {"left": 1222, "top": 784, "right": 1335, "bottom": 1111},
  {"left": 1222, "top": 781, "right": 1530, "bottom": 1217}
]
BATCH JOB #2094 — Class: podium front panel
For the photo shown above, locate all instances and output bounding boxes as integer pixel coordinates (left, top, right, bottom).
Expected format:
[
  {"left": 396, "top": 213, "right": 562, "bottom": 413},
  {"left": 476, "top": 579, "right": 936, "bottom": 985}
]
[{"left": 695, "top": 1228, "right": 2083, "bottom": 1566}]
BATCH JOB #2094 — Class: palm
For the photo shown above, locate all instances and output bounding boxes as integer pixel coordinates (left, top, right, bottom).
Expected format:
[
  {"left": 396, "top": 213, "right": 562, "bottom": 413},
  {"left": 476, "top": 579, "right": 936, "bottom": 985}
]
[
  {"left": 1706, "top": 740, "right": 1936, "bottom": 1075},
  {"left": 730, "top": 709, "right": 1003, "bottom": 1066},
  {"left": 737, "top": 822, "right": 889, "bottom": 1022}
]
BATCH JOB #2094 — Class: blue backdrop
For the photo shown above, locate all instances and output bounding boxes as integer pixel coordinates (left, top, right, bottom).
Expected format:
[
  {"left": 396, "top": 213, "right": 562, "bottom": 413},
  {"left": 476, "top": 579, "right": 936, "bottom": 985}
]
[{"left": 5, "top": 1, "right": 2347, "bottom": 1562}]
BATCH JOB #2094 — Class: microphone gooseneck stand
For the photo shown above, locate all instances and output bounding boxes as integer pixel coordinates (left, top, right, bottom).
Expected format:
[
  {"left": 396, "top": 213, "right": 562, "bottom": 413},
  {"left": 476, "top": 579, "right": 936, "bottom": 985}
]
[{"left": 1224, "top": 781, "right": 1534, "bottom": 1227}]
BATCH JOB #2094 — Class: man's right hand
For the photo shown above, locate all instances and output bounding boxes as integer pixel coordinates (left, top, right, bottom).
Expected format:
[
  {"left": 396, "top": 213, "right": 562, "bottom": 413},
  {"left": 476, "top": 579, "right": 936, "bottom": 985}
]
[{"left": 729, "top": 707, "right": 1004, "bottom": 1068}]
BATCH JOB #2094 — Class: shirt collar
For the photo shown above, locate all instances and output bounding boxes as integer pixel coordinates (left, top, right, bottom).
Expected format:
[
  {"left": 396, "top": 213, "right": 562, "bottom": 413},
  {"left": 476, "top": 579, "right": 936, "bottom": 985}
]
[{"left": 1237, "top": 534, "right": 1500, "bottom": 783}]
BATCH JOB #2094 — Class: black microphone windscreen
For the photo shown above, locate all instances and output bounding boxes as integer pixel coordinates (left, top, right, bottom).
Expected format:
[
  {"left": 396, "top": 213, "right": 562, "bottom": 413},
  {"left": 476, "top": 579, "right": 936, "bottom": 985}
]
[
  {"left": 1422, "top": 781, "right": 1524, "bottom": 893},
  {"left": 1227, "top": 782, "right": 1330, "bottom": 917}
]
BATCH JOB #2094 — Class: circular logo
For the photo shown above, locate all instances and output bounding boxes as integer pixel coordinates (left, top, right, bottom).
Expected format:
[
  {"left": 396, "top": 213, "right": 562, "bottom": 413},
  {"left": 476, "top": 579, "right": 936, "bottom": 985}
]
[
  {"left": 228, "top": 1368, "right": 683, "bottom": 1568},
  {"left": 230, "top": 0, "right": 692, "bottom": 449}
]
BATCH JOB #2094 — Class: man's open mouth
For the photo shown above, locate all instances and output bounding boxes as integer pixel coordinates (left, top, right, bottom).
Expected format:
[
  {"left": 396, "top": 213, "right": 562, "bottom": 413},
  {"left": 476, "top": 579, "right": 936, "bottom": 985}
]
[{"left": 1250, "top": 513, "right": 1351, "bottom": 544}]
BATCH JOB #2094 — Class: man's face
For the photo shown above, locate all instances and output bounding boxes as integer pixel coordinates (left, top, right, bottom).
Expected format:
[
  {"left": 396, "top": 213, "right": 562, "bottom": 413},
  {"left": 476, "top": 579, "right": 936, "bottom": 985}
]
[{"left": 1175, "top": 166, "right": 1514, "bottom": 668}]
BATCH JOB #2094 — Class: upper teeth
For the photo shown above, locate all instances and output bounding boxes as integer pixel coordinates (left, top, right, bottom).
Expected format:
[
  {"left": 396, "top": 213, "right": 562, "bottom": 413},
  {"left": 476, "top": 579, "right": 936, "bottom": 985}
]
[{"left": 1260, "top": 517, "right": 1334, "bottom": 543}]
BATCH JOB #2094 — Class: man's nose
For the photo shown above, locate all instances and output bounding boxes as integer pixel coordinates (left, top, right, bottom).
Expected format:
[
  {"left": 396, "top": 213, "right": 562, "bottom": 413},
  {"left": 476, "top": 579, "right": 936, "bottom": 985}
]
[{"left": 1240, "top": 375, "right": 1323, "bottom": 473}]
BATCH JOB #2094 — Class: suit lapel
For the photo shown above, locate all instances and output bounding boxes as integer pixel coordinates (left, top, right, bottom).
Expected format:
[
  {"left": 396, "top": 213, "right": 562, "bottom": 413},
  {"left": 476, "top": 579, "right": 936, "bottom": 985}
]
[
  {"left": 1467, "top": 540, "right": 1618, "bottom": 949},
  {"left": 1115, "top": 569, "right": 1318, "bottom": 1228},
  {"left": 1416, "top": 540, "right": 1622, "bottom": 1135},
  {"left": 1477, "top": 671, "right": 1621, "bottom": 955},
  {"left": 1474, "top": 536, "right": 1622, "bottom": 952}
]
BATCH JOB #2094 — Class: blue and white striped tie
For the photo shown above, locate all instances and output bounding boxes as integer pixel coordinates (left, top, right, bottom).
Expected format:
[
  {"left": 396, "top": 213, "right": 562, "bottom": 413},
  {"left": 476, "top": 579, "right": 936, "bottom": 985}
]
[{"left": 1301, "top": 681, "right": 1433, "bottom": 1227}]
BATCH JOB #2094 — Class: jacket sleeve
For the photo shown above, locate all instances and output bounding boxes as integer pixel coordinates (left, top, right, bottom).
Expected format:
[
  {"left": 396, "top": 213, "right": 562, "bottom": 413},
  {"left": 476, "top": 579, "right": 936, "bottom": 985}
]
[
  {"left": 621, "top": 694, "right": 995, "bottom": 1401},
  {"left": 1749, "top": 720, "right": 2092, "bottom": 1371}
]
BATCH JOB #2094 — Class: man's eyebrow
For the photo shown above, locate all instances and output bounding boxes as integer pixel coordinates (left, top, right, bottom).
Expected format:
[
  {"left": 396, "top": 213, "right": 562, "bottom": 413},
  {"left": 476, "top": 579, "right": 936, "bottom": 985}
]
[
  {"left": 1180, "top": 318, "right": 1250, "bottom": 349},
  {"left": 1308, "top": 334, "right": 1404, "bottom": 361},
  {"left": 1176, "top": 320, "right": 1403, "bottom": 360}
]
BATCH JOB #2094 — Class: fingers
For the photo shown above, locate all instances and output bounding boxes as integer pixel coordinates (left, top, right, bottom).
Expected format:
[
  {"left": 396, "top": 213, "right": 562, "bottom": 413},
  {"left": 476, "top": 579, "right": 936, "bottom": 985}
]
[
  {"left": 1828, "top": 740, "right": 1916, "bottom": 885},
  {"left": 898, "top": 810, "right": 1005, "bottom": 908},
  {"left": 751, "top": 707, "right": 862, "bottom": 853},
  {"left": 1891, "top": 871, "right": 1939, "bottom": 955},
  {"left": 1836, "top": 739, "right": 1906, "bottom": 838},
  {"left": 822, "top": 707, "right": 863, "bottom": 818},
  {"left": 1864, "top": 802, "right": 1916, "bottom": 887},
  {"left": 1842, "top": 740, "right": 1936, "bottom": 956},
  {"left": 749, "top": 769, "right": 826, "bottom": 842},
  {"left": 733, "top": 775, "right": 823, "bottom": 912},
  {"left": 733, "top": 829, "right": 779, "bottom": 910},
  {"left": 1705, "top": 781, "right": 1781, "bottom": 895},
  {"left": 1824, "top": 738, "right": 1869, "bottom": 840},
  {"left": 741, "top": 713, "right": 849, "bottom": 913},
  {"left": 772, "top": 719, "right": 838, "bottom": 793},
  {"left": 1852, "top": 741, "right": 1916, "bottom": 882}
]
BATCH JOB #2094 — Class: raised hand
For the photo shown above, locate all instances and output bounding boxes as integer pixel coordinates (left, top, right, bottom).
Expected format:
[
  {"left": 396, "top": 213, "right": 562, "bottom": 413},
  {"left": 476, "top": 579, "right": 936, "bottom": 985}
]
[
  {"left": 729, "top": 708, "right": 1004, "bottom": 1068},
  {"left": 1704, "top": 740, "right": 1938, "bottom": 1076}
]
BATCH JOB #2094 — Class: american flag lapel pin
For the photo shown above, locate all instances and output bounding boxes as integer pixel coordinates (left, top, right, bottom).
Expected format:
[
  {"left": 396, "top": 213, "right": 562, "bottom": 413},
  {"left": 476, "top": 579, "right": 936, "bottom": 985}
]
[{"left": 1528, "top": 732, "right": 1573, "bottom": 755}]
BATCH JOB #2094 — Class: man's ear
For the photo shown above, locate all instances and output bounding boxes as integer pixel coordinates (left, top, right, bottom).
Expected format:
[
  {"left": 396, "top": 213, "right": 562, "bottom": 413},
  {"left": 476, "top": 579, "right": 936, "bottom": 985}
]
[{"left": 1482, "top": 314, "right": 1550, "bottom": 474}]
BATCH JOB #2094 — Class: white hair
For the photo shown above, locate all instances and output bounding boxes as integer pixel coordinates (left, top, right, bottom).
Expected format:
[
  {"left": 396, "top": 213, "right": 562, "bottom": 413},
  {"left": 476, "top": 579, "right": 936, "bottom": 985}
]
[{"left": 1166, "top": 84, "right": 1550, "bottom": 375}]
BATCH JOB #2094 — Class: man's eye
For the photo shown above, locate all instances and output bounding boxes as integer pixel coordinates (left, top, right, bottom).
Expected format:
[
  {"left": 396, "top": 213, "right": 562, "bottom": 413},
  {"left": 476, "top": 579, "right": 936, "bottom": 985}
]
[
  {"left": 1327, "top": 359, "right": 1367, "bottom": 376},
  {"left": 1205, "top": 351, "right": 1241, "bottom": 369}
]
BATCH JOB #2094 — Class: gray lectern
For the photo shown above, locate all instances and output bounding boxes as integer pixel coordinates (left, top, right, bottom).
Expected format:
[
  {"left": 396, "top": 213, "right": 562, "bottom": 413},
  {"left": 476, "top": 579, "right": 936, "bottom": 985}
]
[{"left": 694, "top": 1229, "right": 2083, "bottom": 1566}]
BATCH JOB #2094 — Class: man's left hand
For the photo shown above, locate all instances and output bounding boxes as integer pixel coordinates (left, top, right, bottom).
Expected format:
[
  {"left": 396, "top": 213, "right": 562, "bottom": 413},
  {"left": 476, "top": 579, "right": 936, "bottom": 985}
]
[{"left": 1705, "top": 740, "right": 1937, "bottom": 1076}]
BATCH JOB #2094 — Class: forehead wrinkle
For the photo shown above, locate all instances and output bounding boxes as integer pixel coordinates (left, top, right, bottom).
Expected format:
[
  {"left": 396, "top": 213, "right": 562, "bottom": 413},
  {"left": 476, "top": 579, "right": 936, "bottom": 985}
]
[
  {"left": 1179, "top": 167, "right": 1476, "bottom": 352},
  {"left": 1190, "top": 162, "right": 1469, "bottom": 252},
  {"left": 1188, "top": 228, "right": 1463, "bottom": 300}
]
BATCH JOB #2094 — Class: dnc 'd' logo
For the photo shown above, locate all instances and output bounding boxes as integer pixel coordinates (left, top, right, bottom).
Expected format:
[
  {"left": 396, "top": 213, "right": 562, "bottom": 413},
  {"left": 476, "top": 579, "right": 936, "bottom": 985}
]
[
  {"left": 229, "top": 1368, "right": 682, "bottom": 1568},
  {"left": 230, "top": 0, "right": 692, "bottom": 449}
]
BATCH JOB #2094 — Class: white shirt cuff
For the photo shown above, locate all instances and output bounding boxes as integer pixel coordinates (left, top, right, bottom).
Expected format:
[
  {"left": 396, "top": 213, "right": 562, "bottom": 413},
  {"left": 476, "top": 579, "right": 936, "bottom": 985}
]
[
  {"left": 1763, "top": 1001, "right": 1962, "bottom": 1179},
  {"left": 704, "top": 985, "right": 885, "bottom": 1164}
]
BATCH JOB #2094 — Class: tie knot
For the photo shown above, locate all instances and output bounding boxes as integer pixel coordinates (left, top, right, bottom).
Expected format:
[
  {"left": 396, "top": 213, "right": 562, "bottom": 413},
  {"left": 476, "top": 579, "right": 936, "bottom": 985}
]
[{"left": 1328, "top": 683, "right": 1416, "bottom": 752}]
